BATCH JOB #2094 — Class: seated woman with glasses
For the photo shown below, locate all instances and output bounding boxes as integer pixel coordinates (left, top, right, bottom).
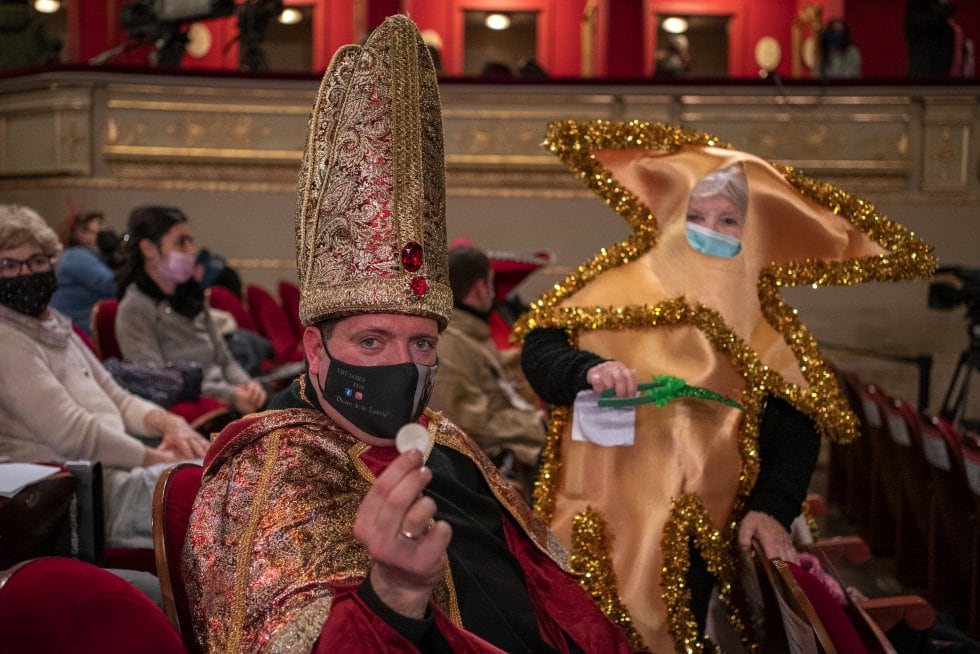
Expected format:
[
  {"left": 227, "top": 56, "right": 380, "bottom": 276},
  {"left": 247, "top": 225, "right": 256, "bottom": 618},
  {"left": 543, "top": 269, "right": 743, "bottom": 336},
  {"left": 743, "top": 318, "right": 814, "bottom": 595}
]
[
  {"left": 0, "top": 204, "right": 210, "bottom": 548},
  {"left": 115, "top": 206, "right": 267, "bottom": 416}
]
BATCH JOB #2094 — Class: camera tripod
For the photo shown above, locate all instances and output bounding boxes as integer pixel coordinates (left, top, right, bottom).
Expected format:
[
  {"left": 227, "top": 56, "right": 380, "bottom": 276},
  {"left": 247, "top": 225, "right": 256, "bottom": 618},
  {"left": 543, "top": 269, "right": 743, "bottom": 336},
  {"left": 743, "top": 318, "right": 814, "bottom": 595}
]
[{"left": 939, "top": 324, "right": 980, "bottom": 432}]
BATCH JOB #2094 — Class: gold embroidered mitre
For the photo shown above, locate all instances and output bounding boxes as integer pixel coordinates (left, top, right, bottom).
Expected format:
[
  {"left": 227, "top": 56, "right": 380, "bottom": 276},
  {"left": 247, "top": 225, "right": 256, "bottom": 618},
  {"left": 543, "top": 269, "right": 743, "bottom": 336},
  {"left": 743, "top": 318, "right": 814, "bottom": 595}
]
[{"left": 295, "top": 14, "right": 451, "bottom": 328}]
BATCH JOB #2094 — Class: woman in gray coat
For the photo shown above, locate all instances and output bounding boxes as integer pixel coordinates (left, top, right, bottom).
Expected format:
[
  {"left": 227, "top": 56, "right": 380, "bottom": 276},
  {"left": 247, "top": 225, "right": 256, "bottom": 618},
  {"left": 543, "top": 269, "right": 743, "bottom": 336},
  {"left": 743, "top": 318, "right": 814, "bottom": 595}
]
[{"left": 115, "top": 207, "right": 267, "bottom": 415}]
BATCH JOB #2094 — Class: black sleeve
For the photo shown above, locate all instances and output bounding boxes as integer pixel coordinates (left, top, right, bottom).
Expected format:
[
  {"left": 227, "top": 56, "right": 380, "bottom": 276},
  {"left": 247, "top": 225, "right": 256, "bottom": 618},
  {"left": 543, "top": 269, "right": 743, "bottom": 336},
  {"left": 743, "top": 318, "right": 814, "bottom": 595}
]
[
  {"left": 745, "top": 395, "right": 821, "bottom": 529},
  {"left": 357, "top": 577, "right": 452, "bottom": 652},
  {"left": 520, "top": 328, "right": 608, "bottom": 406}
]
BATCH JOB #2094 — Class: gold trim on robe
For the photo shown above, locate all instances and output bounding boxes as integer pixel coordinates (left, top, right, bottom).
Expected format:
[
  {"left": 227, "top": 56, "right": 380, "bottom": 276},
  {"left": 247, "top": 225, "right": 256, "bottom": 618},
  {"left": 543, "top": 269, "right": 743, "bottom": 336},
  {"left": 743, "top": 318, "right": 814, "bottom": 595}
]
[{"left": 183, "top": 407, "right": 570, "bottom": 653}]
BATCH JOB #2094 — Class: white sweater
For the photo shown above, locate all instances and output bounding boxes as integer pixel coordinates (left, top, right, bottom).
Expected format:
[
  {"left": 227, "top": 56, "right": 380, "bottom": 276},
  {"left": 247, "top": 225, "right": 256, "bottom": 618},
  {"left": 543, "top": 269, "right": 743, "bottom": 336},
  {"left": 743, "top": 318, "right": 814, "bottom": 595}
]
[{"left": 0, "top": 306, "right": 157, "bottom": 469}]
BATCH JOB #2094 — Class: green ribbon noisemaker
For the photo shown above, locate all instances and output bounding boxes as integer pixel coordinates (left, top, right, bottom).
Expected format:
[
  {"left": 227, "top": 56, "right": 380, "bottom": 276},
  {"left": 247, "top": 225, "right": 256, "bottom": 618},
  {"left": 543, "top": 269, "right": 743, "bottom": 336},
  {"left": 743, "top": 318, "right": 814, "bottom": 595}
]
[{"left": 596, "top": 375, "right": 743, "bottom": 410}]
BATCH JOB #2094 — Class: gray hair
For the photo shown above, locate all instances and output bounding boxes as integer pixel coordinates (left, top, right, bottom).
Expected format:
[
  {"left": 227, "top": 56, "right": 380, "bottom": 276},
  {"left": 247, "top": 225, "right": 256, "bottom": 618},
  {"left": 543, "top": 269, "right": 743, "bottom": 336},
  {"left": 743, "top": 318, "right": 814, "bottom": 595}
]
[
  {"left": 690, "top": 165, "right": 749, "bottom": 218},
  {"left": 0, "top": 205, "right": 63, "bottom": 258}
]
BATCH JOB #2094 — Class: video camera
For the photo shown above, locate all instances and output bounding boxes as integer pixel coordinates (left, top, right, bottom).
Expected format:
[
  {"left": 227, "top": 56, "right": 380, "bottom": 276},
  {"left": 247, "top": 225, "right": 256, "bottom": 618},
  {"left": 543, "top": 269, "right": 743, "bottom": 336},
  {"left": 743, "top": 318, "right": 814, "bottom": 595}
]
[
  {"left": 928, "top": 266, "right": 980, "bottom": 322},
  {"left": 119, "top": 0, "right": 235, "bottom": 67}
]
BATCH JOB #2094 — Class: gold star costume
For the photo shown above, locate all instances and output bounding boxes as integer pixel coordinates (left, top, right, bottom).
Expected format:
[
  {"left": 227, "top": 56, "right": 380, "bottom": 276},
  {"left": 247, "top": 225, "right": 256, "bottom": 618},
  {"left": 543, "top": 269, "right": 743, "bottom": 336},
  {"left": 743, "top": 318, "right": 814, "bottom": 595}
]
[{"left": 514, "top": 120, "right": 935, "bottom": 652}]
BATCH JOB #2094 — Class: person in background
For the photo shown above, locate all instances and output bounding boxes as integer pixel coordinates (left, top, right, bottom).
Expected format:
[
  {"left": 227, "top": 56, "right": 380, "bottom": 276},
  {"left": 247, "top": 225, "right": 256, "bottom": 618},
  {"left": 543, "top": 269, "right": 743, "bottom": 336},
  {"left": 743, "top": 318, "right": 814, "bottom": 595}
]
[
  {"left": 0, "top": 204, "right": 209, "bottom": 548},
  {"left": 655, "top": 33, "right": 691, "bottom": 78},
  {"left": 429, "top": 245, "right": 545, "bottom": 490},
  {"left": 0, "top": 0, "right": 61, "bottom": 70},
  {"left": 115, "top": 206, "right": 267, "bottom": 415},
  {"left": 194, "top": 247, "right": 243, "bottom": 298},
  {"left": 183, "top": 17, "right": 631, "bottom": 654},
  {"left": 905, "top": 0, "right": 956, "bottom": 78},
  {"left": 817, "top": 18, "right": 862, "bottom": 79},
  {"left": 50, "top": 211, "right": 117, "bottom": 336}
]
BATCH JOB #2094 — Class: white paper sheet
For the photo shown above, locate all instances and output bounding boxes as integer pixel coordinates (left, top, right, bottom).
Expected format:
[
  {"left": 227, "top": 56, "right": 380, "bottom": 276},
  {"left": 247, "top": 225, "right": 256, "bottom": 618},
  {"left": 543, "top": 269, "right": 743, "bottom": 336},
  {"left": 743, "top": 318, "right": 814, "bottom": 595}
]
[
  {"left": 0, "top": 462, "right": 58, "bottom": 498},
  {"left": 571, "top": 390, "right": 636, "bottom": 447}
]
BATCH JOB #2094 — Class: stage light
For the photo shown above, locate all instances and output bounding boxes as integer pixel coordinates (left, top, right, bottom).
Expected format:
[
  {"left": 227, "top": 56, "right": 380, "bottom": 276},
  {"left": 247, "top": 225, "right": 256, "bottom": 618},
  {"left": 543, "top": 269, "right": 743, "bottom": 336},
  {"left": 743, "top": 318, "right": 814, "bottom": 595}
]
[
  {"left": 278, "top": 7, "right": 302, "bottom": 25},
  {"left": 485, "top": 12, "right": 511, "bottom": 30},
  {"left": 34, "top": 0, "right": 60, "bottom": 13},
  {"left": 662, "top": 17, "right": 688, "bottom": 34}
]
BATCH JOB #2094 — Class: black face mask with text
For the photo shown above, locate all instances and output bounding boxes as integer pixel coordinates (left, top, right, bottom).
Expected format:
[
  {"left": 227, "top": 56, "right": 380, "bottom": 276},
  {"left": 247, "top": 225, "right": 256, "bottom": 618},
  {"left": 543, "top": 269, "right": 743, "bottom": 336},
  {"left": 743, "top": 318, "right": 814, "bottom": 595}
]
[
  {"left": 0, "top": 271, "right": 57, "bottom": 318},
  {"left": 319, "top": 348, "right": 438, "bottom": 439}
]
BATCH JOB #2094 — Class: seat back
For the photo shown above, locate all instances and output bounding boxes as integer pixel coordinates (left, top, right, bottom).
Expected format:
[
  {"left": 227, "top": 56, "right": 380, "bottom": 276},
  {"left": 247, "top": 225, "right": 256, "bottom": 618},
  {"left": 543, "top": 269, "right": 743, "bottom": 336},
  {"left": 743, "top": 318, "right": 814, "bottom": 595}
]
[
  {"left": 152, "top": 463, "right": 204, "bottom": 654},
  {"left": 920, "top": 415, "right": 977, "bottom": 625},
  {"left": 0, "top": 466, "right": 76, "bottom": 568},
  {"left": 206, "top": 285, "right": 256, "bottom": 332},
  {"left": 278, "top": 279, "right": 303, "bottom": 338},
  {"left": 751, "top": 541, "right": 838, "bottom": 654},
  {"left": 90, "top": 298, "right": 121, "bottom": 360},
  {"left": 834, "top": 371, "right": 875, "bottom": 524},
  {"left": 247, "top": 284, "right": 302, "bottom": 363},
  {"left": 0, "top": 557, "right": 189, "bottom": 654},
  {"left": 964, "top": 430, "right": 980, "bottom": 505},
  {"left": 880, "top": 397, "right": 932, "bottom": 585}
]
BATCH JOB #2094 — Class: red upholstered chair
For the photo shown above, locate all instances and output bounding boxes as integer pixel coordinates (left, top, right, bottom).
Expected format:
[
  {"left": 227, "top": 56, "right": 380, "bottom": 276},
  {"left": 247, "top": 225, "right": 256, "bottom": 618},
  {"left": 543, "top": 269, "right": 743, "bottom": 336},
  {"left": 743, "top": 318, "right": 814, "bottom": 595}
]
[
  {"left": 90, "top": 298, "right": 122, "bottom": 361},
  {"left": 152, "top": 463, "right": 204, "bottom": 654},
  {"left": 73, "top": 322, "right": 97, "bottom": 354},
  {"left": 0, "top": 557, "right": 189, "bottom": 654},
  {"left": 879, "top": 397, "right": 932, "bottom": 586},
  {"left": 921, "top": 415, "right": 979, "bottom": 633},
  {"left": 853, "top": 382, "right": 900, "bottom": 557},
  {"left": 963, "top": 431, "right": 980, "bottom": 637},
  {"left": 206, "top": 285, "right": 257, "bottom": 333},
  {"left": 247, "top": 284, "right": 303, "bottom": 363},
  {"left": 278, "top": 279, "right": 303, "bottom": 339},
  {"left": 805, "top": 540, "right": 934, "bottom": 651},
  {"left": 751, "top": 540, "right": 839, "bottom": 653},
  {"left": 834, "top": 371, "right": 875, "bottom": 526},
  {"left": 787, "top": 561, "right": 869, "bottom": 654}
]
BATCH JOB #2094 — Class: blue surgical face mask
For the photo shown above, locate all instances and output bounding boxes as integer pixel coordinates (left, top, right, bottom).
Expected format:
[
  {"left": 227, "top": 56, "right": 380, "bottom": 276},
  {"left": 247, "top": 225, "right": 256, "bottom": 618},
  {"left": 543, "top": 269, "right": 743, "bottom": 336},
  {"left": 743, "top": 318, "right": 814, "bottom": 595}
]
[{"left": 685, "top": 223, "right": 742, "bottom": 258}]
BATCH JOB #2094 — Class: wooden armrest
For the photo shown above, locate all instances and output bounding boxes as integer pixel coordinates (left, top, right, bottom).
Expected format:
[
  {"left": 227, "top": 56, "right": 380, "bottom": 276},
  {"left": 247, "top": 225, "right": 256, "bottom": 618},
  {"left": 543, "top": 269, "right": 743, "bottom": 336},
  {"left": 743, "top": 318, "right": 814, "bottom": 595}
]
[
  {"left": 805, "top": 492, "right": 826, "bottom": 518},
  {"left": 859, "top": 595, "right": 935, "bottom": 632},
  {"left": 809, "top": 535, "right": 871, "bottom": 565}
]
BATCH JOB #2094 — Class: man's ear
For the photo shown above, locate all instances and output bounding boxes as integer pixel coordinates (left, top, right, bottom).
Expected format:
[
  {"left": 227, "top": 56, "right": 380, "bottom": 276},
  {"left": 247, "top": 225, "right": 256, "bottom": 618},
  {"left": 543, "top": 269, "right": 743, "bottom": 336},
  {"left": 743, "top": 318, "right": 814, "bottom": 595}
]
[{"left": 303, "top": 327, "right": 326, "bottom": 376}]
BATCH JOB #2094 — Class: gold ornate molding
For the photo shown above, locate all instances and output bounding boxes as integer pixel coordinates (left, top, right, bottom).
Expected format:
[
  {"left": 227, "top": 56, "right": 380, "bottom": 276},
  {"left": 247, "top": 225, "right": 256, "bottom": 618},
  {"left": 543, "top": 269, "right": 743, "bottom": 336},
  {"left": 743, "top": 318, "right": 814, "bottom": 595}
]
[{"left": 2, "top": 72, "right": 980, "bottom": 198}]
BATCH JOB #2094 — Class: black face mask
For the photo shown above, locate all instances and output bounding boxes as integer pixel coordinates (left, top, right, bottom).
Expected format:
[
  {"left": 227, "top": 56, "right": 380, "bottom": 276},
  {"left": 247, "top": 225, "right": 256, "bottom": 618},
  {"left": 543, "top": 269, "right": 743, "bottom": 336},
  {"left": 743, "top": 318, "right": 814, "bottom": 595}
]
[
  {"left": 319, "top": 347, "right": 438, "bottom": 440},
  {"left": 0, "top": 271, "right": 57, "bottom": 318},
  {"left": 96, "top": 229, "right": 120, "bottom": 260}
]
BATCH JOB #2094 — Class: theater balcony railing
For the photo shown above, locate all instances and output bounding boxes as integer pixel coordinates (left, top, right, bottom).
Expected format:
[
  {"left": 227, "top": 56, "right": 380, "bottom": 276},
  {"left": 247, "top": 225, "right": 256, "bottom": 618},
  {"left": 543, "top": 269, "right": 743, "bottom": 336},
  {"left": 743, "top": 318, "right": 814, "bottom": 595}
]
[{"left": 2, "top": 68, "right": 980, "bottom": 200}]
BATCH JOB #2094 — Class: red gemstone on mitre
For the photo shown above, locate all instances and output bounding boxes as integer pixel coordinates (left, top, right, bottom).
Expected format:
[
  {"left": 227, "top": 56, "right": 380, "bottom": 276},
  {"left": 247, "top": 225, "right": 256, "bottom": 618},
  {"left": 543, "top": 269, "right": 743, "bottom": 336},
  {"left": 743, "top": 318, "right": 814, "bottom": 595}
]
[
  {"left": 410, "top": 276, "right": 428, "bottom": 296},
  {"left": 401, "top": 241, "right": 424, "bottom": 272}
]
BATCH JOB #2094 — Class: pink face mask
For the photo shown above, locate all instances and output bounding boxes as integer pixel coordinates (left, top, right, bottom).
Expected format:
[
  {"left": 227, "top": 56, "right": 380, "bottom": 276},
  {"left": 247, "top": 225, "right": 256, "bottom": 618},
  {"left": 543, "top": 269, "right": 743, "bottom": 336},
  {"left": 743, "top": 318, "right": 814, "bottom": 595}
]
[{"left": 159, "top": 250, "right": 196, "bottom": 284}]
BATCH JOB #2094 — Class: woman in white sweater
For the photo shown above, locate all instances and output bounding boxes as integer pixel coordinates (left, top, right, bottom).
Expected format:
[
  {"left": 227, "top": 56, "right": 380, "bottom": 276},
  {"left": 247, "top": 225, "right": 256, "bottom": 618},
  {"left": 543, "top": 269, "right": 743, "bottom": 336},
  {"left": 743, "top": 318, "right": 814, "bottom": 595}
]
[{"left": 0, "top": 205, "right": 210, "bottom": 548}]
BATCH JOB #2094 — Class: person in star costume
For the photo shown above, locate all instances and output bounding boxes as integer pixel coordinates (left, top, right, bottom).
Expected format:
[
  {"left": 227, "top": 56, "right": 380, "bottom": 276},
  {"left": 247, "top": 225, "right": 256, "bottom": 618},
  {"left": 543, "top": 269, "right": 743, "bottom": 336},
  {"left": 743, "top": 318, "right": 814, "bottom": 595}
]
[{"left": 516, "top": 120, "right": 936, "bottom": 652}]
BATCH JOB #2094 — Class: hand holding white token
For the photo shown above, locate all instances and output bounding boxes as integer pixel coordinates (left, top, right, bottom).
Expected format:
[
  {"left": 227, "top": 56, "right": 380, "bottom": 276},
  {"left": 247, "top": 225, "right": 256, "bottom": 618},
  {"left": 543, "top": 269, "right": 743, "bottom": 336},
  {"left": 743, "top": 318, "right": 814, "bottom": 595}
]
[{"left": 396, "top": 423, "right": 430, "bottom": 455}]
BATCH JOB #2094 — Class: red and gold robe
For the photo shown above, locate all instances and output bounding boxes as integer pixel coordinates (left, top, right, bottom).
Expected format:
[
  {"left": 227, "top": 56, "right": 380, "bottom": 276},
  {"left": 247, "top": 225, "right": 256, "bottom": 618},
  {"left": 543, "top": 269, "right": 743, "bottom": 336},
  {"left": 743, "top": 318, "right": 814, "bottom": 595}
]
[{"left": 183, "top": 389, "right": 631, "bottom": 653}]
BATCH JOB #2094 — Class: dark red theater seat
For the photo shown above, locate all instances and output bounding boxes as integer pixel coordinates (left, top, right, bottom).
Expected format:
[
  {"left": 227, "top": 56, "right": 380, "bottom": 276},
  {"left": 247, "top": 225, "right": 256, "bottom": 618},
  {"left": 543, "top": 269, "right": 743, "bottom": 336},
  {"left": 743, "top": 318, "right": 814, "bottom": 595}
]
[{"left": 0, "top": 557, "right": 188, "bottom": 654}]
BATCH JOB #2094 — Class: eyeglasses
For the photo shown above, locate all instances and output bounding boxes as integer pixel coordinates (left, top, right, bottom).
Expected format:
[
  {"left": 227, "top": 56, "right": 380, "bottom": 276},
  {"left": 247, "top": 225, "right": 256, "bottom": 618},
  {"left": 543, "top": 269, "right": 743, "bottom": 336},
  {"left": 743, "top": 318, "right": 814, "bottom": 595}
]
[{"left": 0, "top": 254, "right": 53, "bottom": 278}]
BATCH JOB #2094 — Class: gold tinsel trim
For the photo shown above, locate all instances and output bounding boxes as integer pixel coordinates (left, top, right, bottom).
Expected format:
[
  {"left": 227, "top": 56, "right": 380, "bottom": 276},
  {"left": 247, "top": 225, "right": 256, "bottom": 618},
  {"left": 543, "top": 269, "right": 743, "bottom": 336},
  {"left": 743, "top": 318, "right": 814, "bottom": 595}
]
[
  {"left": 801, "top": 499, "right": 820, "bottom": 541},
  {"left": 570, "top": 507, "right": 647, "bottom": 652},
  {"left": 226, "top": 430, "right": 283, "bottom": 654},
  {"left": 531, "top": 405, "right": 569, "bottom": 522},
  {"left": 519, "top": 119, "right": 936, "bottom": 654},
  {"left": 661, "top": 494, "right": 753, "bottom": 654}
]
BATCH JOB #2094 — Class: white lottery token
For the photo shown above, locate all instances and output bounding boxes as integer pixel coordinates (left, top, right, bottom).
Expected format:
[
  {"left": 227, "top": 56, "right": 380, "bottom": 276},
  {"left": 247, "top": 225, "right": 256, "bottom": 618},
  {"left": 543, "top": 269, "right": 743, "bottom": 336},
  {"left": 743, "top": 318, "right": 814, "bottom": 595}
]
[{"left": 395, "top": 423, "right": 430, "bottom": 454}]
